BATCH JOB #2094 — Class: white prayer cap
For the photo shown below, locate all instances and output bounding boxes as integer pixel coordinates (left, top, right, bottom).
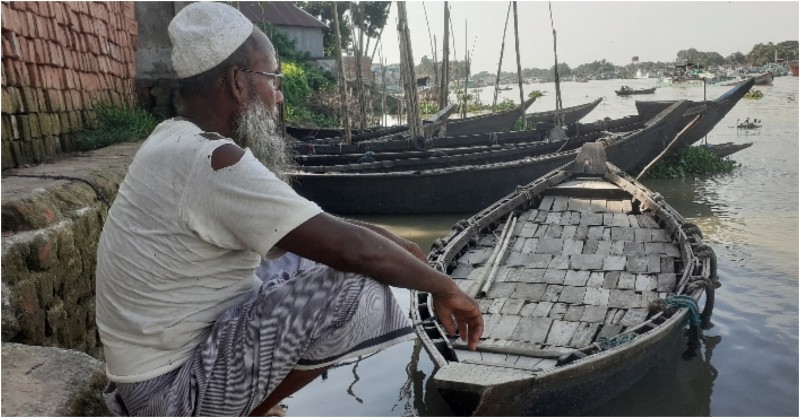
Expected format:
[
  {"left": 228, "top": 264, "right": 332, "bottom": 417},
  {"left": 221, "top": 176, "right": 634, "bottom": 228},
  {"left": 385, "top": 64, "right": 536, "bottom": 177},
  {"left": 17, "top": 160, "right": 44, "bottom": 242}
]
[{"left": 169, "top": 2, "right": 255, "bottom": 79}]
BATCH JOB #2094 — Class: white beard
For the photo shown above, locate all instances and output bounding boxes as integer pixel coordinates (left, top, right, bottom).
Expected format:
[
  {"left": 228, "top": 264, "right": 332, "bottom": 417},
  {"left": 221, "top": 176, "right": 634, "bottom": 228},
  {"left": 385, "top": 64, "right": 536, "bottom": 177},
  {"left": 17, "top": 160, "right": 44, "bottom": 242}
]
[{"left": 233, "top": 98, "right": 296, "bottom": 183}]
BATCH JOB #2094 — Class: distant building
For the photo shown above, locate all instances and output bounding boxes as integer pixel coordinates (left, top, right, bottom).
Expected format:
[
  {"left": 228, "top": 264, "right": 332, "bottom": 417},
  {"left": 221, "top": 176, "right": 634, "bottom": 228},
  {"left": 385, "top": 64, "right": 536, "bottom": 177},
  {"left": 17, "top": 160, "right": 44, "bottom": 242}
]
[{"left": 233, "top": 2, "right": 327, "bottom": 59}]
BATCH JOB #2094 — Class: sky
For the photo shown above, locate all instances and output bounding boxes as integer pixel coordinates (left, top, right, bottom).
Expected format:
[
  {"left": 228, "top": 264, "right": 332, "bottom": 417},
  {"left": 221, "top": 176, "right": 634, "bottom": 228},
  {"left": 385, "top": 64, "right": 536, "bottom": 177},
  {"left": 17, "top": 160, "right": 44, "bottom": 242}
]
[{"left": 377, "top": 1, "right": 799, "bottom": 73}]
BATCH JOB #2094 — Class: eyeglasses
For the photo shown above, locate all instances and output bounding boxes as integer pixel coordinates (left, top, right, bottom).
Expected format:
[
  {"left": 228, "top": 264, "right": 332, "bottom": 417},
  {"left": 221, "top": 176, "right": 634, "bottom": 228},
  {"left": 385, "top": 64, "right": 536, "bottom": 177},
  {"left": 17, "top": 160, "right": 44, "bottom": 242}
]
[{"left": 240, "top": 69, "right": 283, "bottom": 90}]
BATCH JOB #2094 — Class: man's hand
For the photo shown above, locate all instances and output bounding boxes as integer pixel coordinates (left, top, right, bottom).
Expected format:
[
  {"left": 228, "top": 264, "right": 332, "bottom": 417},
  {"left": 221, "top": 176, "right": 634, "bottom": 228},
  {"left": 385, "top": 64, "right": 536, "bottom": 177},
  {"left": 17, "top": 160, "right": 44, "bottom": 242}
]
[
  {"left": 386, "top": 234, "right": 427, "bottom": 263},
  {"left": 431, "top": 284, "right": 484, "bottom": 351}
]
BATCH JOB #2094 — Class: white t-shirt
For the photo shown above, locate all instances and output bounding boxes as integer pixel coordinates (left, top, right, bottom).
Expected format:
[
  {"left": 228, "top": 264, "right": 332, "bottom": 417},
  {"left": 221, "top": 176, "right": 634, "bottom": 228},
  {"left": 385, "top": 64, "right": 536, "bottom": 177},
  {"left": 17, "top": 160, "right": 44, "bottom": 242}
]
[{"left": 95, "top": 119, "right": 322, "bottom": 383}]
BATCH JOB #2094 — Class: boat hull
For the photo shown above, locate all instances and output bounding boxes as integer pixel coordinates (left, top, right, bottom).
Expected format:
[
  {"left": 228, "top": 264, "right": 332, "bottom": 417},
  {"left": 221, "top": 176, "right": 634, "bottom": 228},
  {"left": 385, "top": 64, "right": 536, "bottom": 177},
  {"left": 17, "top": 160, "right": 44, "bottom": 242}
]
[
  {"left": 290, "top": 102, "right": 689, "bottom": 214},
  {"left": 434, "top": 312, "right": 688, "bottom": 416},
  {"left": 525, "top": 98, "right": 603, "bottom": 125},
  {"left": 634, "top": 78, "right": 754, "bottom": 149}
]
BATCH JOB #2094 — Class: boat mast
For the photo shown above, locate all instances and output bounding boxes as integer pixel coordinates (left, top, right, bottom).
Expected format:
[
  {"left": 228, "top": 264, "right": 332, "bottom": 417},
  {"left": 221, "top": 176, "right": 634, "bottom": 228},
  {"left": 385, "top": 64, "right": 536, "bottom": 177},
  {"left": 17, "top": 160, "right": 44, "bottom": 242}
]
[
  {"left": 513, "top": 2, "right": 525, "bottom": 120},
  {"left": 492, "top": 2, "right": 512, "bottom": 113},
  {"left": 548, "top": 2, "right": 564, "bottom": 126},
  {"left": 396, "top": 1, "right": 423, "bottom": 140},
  {"left": 352, "top": 3, "right": 367, "bottom": 130},
  {"left": 332, "top": 2, "right": 352, "bottom": 143},
  {"left": 438, "top": 1, "right": 450, "bottom": 111}
]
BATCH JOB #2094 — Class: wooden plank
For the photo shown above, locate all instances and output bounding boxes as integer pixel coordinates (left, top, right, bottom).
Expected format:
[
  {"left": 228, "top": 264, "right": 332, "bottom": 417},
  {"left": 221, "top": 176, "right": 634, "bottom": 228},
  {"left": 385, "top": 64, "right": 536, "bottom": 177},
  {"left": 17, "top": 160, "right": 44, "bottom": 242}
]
[
  {"left": 634, "top": 227, "right": 652, "bottom": 243},
  {"left": 558, "top": 211, "right": 573, "bottom": 226},
  {"left": 489, "top": 315, "right": 522, "bottom": 340},
  {"left": 456, "top": 279, "right": 481, "bottom": 295},
  {"left": 562, "top": 239, "right": 584, "bottom": 255},
  {"left": 567, "top": 198, "right": 592, "bottom": 212},
  {"left": 605, "top": 200, "right": 622, "bottom": 213},
  {"left": 548, "top": 255, "right": 570, "bottom": 269},
  {"left": 478, "top": 298, "right": 494, "bottom": 313},
  {"left": 520, "top": 238, "right": 539, "bottom": 254},
  {"left": 597, "top": 324, "right": 624, "bottom": 339},
  {"left": 580, "top": 305, "right": 608, "bottom": 323},
  {"left": 574, "top": 225, "right": 589, "bottom": 240},
  {"left": 612, "top": 212, "right": 630, "bottom": 227},
  {"left": 511, "top": 317, "right": 552, "bottom": 343},
  {"left": 545, "top": 211, "right": 562, "bottom": 225},
  {"left": 602, "top": 213, "right": 615, "bottom": 226},
  {"left": 455, "top": 348, "right": 483, "bottom": 363},
  {"left": 536, "top": 238, "right": 564, "bottom": 254},
  {"left": 538, "top": 195, "right": 556, "bottom": 210},
  {"left": 627, "top": 214, "right": 640, "bottom": 228},
  {"left": 480, "top": 352, "right": 511, "bottom": 366},
  {"left": 587, "top": 226, "right": 605, "bottom": 240},
  {"left": 545, "top": 320, "right": 580, "bottom": 346},
  {"left": 621, "top": 200, "right": 633, "bottom": 213},
  {"left": 519, "top": 302, "right": 539, "bottom": 317},
  {"left": 488, "top": 298, "right": 507, "bottom": 314},
  {"left": 486, "top": 282, "right": 518, "bottom": 298},
  {"left": 450, "top": 263, "right": 474, "bottom": 279},
  {"left": 533, "top": 224, "right": 549, "bottom": 238},
  {"left": 519, "top": 223, "right": 538, "bottom": 238},
  {"left": 551, "top": 195, "right": 570, "bottom": 211},
  {"left": 595, "top": 241, "right": 611, "bottom": 256},
  {"left": 660, "top": 257, "right": 675, "bottom": 273},
  {"left": 648, "top": 255, "right": 662, "bottom": 273},
  {"left": 609, "top": 289, "right": 644, "bottom": 308},
  {"left": 569, "top": 254, "right": 604, "bottom": 270},
  {"left": 543, "top": 270, "right": 567, "bottom": 285},
  {"left": 580, "top": 212, "right": 604, "bottom": 226},
  {"left": 603, "top": 256, "right": 627, "bottom": 271},
  {"left": 570, "top": 322, "right": 600, "bottom": 347},
  {"left": 559, "top": 286, "right": 587, "bottom": 304},
  {"left": 514, "top": 283, "right": 547, "bottom": 301},
  {"left": 611, "top": 226, "right": 635, "bottom": 241},
  {"left": 500, "top": 298, "right": 526, "bottom": 315},
  {"left": 583, "top": 287, "right": 610, "bottom": 305},
  {"left": 589, "top": 199, "right": 608, "bottom": 212},
  {"left": 650, "top": 229, "right": 670, "bottom": 242},
  {"left": 617, "top": 272, "right": 636, "bottom": 289},
  {"left": 587, "top": 271, "right": 605, "bottom": 288},
  {"left": 514, "top": 355, "right": 546, "bottom": 370},
  {"left": 542, "top": 284, "right": 564, "bottom": 302},
  {"left": 602, "top": 271, "right": 620, "bottom": 289},
  {"left": 612, "top": 309, "right": 626, "bottom": 324},
  {"left": 582, "top": 239, "right": 599, "bottom": 255},
  {"left": 533, "top": 210, "right": 549, "bottom": 223},
  {"left": 610, "top": 241, "right": 625, "bottom": 255},
  {"left": 549, "top": 302, "right": 568, "bottom": 320},
  {"left": 532, "top": 301, "right": 554, "bottom": 317},
  {"left": 570, "top": 211, "right": 582, "bottom": 225},
  {"left": 532, "top": 359, "right": 558, "bottom": 371},
  {"left": 544, "top": 224, "right": 563, "bottom": 238},
  {"left": 564, "top": 305, "right": 585, "bottom": 322},
  {"left": 459, "top": 248, "right": 493, "bottom": 265},
  {"left": 636, "top": 275, "right": 657, "bottom": 292},
  {"left": 657, "top": 273, "right": 677, "bottom": 292},
  {"left": 564, "top": 270, "right": 590, "bottom": 286},
  {"left": 637, "top": 214, "right": 660, "bottom": 228},
  {"left": 627, "top": 256, "right": 649, "bottom": 273},
  {"left": 620, "top": 308, "right": 648, "bottom": 327},
  {"left": 561, "top": 225, "right": 578, "bottom": 240},
  {"left": 624, "top": 242, "right": 646, "bottom": 256}
]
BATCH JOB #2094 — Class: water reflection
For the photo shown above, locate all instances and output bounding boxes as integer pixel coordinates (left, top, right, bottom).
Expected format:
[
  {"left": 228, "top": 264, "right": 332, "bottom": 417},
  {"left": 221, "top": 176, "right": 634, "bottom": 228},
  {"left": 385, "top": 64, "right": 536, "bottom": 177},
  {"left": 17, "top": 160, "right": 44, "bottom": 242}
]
[{"left": 588, "top": 332, "right": 721, "bottom": 416}]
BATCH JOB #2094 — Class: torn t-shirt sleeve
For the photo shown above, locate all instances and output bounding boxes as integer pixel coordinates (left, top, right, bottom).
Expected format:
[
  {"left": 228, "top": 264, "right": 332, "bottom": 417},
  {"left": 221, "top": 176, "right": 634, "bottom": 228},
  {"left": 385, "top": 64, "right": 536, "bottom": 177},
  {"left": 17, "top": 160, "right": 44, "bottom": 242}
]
[{"left": 180, "top": 143, "right": 322, "bottom": 257}]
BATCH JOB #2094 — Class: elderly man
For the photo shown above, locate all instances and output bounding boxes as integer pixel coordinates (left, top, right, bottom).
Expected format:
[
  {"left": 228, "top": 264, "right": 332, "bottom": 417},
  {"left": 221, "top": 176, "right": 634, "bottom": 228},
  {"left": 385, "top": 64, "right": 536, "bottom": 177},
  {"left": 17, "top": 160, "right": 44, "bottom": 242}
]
[{"left": 96, "top": 2, "right": 482, "bottom": 416}]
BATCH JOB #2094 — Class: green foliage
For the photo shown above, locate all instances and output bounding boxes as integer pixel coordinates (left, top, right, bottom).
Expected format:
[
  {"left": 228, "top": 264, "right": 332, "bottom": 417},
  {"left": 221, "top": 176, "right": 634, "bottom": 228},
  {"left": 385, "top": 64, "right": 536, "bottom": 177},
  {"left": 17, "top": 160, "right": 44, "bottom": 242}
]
[
  {"left": 284, "top": 104, "right": 339, "bottom": 127},
  {"left": 76, "top": 102, "right": 159, "bottom": 151},
  {"left": 528, "top": 90, "right": 544, "bottom": 99},
  {"left": 747, "top": 41, "right": 799, "bottom": 66},
  {"left": 744, "top": 89, "right": 764, "bottom": 100},
  {"left": 643, "top": 146, "right": 739, "bottom": 179}
]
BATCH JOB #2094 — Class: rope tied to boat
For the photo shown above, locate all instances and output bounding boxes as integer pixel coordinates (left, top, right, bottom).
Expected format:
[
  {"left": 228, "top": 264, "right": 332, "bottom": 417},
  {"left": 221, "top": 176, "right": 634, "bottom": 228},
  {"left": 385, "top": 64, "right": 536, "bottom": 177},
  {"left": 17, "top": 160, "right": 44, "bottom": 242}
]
[
  {"left": 490, "top": 132, "right": 498, "bottom": 145},
  {"left": 666, "top": 294, "right": 705, "bottom": 359}
]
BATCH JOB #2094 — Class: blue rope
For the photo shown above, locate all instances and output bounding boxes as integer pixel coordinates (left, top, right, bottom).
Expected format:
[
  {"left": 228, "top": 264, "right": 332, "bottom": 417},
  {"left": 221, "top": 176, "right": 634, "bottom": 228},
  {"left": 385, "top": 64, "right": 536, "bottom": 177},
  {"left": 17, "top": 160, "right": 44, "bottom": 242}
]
[{"left": 666, "top": 295, "right": 701, "bottom": 327}]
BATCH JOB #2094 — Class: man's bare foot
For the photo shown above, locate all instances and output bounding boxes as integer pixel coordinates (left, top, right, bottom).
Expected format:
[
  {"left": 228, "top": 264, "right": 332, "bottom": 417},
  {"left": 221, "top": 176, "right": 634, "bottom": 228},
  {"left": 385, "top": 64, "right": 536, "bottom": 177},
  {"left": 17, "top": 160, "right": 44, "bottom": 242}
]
[{"left": 266, "top": 405, "right": 286, "bottom": 417}]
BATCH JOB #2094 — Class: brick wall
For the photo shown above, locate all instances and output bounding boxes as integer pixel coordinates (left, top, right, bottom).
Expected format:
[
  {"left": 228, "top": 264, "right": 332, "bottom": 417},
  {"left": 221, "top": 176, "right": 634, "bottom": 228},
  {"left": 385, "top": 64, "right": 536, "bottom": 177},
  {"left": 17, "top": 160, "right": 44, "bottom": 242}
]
[{"left": 1, "top": 1, "right": 138, "bottom": 170}]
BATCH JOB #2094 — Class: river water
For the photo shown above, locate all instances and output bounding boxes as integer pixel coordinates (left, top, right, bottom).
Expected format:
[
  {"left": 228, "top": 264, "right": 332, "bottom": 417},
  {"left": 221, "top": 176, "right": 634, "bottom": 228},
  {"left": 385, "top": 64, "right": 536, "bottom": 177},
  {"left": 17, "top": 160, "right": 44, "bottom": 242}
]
[{"left": 283, "top": 77, "right": 798, "bottom": 416}]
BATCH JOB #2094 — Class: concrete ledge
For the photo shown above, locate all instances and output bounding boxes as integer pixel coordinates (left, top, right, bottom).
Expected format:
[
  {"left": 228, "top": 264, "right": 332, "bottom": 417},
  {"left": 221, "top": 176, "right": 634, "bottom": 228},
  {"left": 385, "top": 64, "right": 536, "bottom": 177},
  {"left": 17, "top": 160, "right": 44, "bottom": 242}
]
[{"left": 1, "top": 342, "right": 110, "bottom": 416}]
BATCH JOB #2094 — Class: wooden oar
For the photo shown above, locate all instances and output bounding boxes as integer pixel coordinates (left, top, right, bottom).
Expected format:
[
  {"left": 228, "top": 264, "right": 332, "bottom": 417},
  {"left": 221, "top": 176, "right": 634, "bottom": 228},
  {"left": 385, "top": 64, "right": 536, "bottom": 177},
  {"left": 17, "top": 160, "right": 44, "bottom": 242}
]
[{"left": 635, "top": 114, "right": 703, "bottom": 181}]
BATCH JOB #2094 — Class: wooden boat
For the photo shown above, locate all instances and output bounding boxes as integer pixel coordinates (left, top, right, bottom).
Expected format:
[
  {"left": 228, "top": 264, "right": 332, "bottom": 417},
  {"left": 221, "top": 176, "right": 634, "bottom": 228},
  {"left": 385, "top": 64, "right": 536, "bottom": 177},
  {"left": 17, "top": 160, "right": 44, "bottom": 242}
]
[
  {"left": 702, "top": 142, "right": 753, "bottom": 158},
  {"left": 790, "top": 61, "right": 798, "bottom": 77},
  {"left": 615, "top": 86, "right": 656, "bottom": 96},
  {"left": 288, "top": 101, "right": 690, "bottom": 214},
  {"left": 525, "top": 98, "right": 602, "bottom": 126},
  {"left": 290, "top": 97, "right": 535, "bottom": 146},
  {"left": 634, "top": 77, "right": 755, "bottom": 150},
  {"left": 411, "top": 143, "right": 719, "bottom": 415},
  {"left": 446, "top": 96, "right": 537, "bottom": 136},
  {"left": 717, "top": 72, "right": 773, "bottom": 87},
  {"left": 294, "top": 112, "right": 651, "bottom": 166}
]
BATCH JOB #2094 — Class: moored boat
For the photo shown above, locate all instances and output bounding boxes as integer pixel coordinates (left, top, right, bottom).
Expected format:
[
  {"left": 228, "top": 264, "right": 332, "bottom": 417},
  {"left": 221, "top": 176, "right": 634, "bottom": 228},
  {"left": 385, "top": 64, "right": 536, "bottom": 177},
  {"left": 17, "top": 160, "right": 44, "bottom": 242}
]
[
  {"left": 525, "top": 98, "right": 602, "bottom": 126},
  {"left": 615, "top": 86, "right": 656, "bottom": 96},
  {"left": 288, "top": 101, "right": 690, "bottom": 214},
  {"left": 701, "top": 141, "right": 753, "bottom": 158},
  {"left": 634, "top": 78, "right": 755, "bottom": 150},
  {"left": 411, "top": 143, "right": 719, "bottom": 415}
]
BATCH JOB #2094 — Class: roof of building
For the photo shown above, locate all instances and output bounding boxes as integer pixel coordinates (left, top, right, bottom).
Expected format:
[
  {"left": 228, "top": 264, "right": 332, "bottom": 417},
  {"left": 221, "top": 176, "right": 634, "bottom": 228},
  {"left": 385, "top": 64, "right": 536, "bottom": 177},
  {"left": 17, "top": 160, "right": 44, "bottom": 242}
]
[{"left": 233, "top": 2, "right": 327, "bottom": 29}]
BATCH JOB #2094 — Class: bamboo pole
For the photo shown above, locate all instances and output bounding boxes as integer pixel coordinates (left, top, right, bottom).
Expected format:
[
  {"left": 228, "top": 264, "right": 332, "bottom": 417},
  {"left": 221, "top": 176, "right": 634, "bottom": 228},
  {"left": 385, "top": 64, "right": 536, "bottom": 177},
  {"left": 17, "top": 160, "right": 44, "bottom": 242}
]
[
  {"left": 548, "top": 2, "right": 563, "bottom": 126},
  {"left": 513, "top": 2, "right": 525, "bottom": 109},
  {"left": 397, "top": 2, "right": 422, "bottom": 139},
  {"left": 351, "top": 3, "right": 367, "bottom": 129},
  {"left": 332, "top": 3, "right": 352, "bottom": 143},
  {"left": 635, "top": 114, "right": 703, "bottom": 181},
  {"left": 438, "top": 1, "right": 450, "bottom": 111},
  {"left": 492, "top": 2, "right": 512, "bottom": 113}
]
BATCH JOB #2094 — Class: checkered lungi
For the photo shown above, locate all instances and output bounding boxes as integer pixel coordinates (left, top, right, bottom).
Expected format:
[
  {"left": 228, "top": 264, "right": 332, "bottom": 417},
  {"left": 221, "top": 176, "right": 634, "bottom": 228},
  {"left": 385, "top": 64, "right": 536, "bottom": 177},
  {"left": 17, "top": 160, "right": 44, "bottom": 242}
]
[{"left": 102, "top": 254, "right": 414, "bottom": 416}]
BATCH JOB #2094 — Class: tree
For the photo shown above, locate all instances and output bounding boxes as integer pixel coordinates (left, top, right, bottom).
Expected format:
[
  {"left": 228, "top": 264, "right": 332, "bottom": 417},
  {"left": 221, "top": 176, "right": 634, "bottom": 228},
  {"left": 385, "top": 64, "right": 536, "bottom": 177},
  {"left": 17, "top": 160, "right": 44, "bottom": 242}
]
[{"left": 296, "top": 1, "right": 390, "bottom": 59}]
